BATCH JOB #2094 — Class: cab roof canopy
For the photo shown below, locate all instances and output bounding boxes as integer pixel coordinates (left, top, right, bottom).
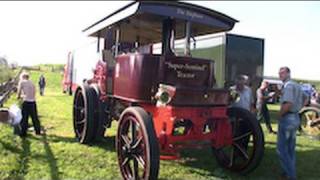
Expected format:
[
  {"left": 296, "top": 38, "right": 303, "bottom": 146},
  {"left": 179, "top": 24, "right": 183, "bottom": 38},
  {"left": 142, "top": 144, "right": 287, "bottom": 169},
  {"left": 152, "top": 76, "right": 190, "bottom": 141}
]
[{"left": 83, "top": 1, "right": 238, "bottom": 45}]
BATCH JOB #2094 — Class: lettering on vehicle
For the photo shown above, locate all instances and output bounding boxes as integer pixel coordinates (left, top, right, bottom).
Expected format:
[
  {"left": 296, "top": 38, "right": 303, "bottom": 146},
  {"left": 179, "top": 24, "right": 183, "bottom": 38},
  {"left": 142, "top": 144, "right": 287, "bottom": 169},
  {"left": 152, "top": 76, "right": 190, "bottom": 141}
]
[
  {"left": 165, "top": 62, "right": 207, "bottom": 71},
  {"left": 176, "top": 8, "right": 204, "bottom": 19},
  {"left": 177, "top": 71, "right": 195, "bottom": 78},
  {"left": 165, "top": 62, "right": 207, "bottom": 79}
]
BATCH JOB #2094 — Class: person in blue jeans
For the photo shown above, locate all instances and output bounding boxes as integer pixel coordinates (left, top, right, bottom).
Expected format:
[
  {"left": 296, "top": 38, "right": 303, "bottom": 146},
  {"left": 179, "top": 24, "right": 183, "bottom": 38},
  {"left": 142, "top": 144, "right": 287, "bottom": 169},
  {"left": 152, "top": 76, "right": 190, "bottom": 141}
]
[{"left": 277, "top": 67, "right": 308, "bottom": 180}]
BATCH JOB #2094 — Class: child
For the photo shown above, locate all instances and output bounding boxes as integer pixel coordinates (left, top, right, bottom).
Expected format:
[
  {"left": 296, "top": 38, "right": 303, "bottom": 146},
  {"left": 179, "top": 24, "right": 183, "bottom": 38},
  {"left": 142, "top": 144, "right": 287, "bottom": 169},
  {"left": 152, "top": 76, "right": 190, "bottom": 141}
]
[{"left": 0, "top": 104, "right": 22, "bottom": 135}]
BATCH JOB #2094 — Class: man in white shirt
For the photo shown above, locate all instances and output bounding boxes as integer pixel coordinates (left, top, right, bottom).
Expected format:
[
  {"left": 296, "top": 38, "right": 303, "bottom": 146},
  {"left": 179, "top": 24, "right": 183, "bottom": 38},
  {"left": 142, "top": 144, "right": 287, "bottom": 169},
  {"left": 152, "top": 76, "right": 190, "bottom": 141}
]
[
  {"left": 230, "top": 75, "right": 255, "bottom": 112},
  {"left": 17, "top": 72, "right": 41, "bottom": 136}
]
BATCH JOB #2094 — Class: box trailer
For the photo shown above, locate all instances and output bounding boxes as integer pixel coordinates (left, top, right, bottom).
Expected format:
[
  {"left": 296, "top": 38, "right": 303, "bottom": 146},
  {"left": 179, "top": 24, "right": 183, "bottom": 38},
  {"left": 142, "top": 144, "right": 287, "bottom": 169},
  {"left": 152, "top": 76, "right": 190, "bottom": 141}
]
[
  {"left": 62, "top": 41, "right": 100, "bottom": 95},
  {"left": 191, "top": 34, "right": 264, "bottom": 90}
]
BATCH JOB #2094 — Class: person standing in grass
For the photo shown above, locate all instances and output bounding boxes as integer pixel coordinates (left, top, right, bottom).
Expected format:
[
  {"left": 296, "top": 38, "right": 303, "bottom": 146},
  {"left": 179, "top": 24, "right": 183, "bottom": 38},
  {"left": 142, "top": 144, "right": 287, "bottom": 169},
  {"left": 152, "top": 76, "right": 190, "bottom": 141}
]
[
  {"left": 38, "top": 74, "right": 46, "bottom": 96},
  {"left": 230, "top": 74, "right": 255, "bottom": 112},
  {"left": 230, "top": 75, "right": 255, "bottom": 152},
  {"left": 256, "top": 80, "right": 277, "bottom": 134},
  {"left": 277, "top": 67, "right": 307, "bottom": 180},
  {"left": 17, "top": 72, "right": 41, "bottom": 137}
]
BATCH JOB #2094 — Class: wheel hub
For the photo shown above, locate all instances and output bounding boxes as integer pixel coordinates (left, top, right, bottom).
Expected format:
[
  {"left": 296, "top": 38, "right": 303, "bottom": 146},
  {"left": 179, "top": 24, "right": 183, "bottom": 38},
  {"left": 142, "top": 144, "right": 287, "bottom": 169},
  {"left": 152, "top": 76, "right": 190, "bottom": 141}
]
[{"left": 123, "top": 143, "right": 140, "bottom": 157}]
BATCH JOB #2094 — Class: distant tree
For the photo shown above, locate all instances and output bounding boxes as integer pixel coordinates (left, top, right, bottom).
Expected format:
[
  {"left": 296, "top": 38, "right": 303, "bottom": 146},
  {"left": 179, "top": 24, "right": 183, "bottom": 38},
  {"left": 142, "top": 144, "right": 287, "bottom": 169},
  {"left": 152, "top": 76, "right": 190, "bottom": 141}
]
[
  {"left": 0, "top": 56, "right": 11, "bottom": 83},
  {"left": 0, "top": 56, "right": 8, "bottom": 66}
]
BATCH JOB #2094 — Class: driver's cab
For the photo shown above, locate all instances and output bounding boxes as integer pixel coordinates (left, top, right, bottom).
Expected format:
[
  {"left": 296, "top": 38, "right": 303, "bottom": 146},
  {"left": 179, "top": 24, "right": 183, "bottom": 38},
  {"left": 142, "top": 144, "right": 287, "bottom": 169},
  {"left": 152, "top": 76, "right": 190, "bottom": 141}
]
[{"left": 84, "top": 1, "right": 237, "bottom": 105}]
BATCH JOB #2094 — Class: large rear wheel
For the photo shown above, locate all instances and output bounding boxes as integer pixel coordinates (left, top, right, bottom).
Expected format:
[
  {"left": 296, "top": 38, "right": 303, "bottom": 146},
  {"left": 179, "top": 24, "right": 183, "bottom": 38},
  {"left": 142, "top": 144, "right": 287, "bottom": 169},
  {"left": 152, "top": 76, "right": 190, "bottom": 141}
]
[
  {"left": 73, "top": 85, "right": 99, "bottom": 144},
  {"left": 116, "top": 107, "right": 159, "bottom": 180},
  {"left": 213, "top": 107, "right": 264, "bottom": 174}
]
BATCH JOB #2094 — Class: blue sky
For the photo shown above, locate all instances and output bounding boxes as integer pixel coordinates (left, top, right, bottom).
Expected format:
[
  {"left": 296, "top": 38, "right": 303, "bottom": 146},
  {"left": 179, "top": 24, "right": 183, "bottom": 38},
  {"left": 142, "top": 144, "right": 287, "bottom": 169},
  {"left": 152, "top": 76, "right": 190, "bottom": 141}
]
[
  {"left": 0, "top": 1, "right": 319, "bottom": 80},
  {"left": 195, "top": 1, "right": 320, "bottom": 80}
]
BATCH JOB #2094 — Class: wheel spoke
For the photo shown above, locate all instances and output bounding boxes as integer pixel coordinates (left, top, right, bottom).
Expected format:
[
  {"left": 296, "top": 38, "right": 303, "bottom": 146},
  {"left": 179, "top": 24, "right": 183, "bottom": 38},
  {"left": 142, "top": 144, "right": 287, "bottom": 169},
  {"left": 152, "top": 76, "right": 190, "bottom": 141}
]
[
  {"left": 74, "top": 106, "right": 84, "bottom": 111},
  {"left": 75, "top": 129, "right": 81, "bottom": 137},
  {"left": 132, "top": 136, "right": 143, "bottom": 150},
  {"left": 121, "top": 135, "right": 131, "bottom": 147},
  {"left": 231, "top": 117, "right": 240, "bottom": 136},
  {"left": 305, "top": 114, "right": 312, "bottom": 121},
  {"left": 121, "top": 157, "right": 130, "bottom": 167},
  {"left": 229, "top": 147, "right": 235, "bottom": 167},
  {"left": 233, "top": 142, "right": 249, "bottom": 160},
  {"left": 233, "top": 131, "right": 252, "bottom": 141},
  {"left": 76, "top": 118, "right": 86, "bottom": 125},
  {"left": 131, "top": 120, "right": 136, "bottom": 144},
  {"left": 133, "top": 154, "right": 146, "bottom": 168},
  {"left": 133, "top": 156, "right": 139, "bottom": 179}
]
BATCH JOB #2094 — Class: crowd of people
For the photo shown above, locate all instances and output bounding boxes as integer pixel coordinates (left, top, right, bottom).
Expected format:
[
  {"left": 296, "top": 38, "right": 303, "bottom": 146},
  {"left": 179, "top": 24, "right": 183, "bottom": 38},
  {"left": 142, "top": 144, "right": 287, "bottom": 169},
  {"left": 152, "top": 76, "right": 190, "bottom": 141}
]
[{"left": 231, "top": 67, "right": 308, "bottom": 180}]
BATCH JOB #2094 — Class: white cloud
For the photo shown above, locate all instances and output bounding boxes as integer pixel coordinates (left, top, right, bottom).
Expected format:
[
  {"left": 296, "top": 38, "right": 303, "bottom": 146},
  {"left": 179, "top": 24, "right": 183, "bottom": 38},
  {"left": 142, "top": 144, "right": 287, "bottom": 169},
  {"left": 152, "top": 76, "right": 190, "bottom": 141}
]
[{"left": 0, "top": 1, "right": 319, "bottom": 80}]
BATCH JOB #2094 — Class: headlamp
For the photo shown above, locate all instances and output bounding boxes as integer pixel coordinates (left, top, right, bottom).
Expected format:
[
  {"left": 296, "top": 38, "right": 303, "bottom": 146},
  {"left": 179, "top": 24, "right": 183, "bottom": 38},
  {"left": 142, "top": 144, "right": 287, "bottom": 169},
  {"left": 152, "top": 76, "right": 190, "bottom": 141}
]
[{"left": 155, "top": 84, "right": 176, "bottom": 107}]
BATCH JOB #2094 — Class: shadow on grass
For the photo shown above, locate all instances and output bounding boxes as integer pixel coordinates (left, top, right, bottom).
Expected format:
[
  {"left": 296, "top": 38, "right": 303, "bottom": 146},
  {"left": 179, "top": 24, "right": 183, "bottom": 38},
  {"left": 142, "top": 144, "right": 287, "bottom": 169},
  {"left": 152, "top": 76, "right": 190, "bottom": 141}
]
[
  {"left": 17, "top": 131, "right": 60, "bottom": 180},
  {"left": 94, "top": 136, "right": 116, "bottom": 151},
  {"left": 19, "top": 138, "right": 31, "bottom": 177},
  {"left": 172, "top": 141, "right": 320, "bottom": 179},
  {"left": 30, "top": 133, "right": 116, "bottom": 152},
  {"left": 5, "top": 137, "right": 31, "bottom": 179},
  {"left": 41, "top": 130, "right": 60, "bottom": 180},
  {"left": 0, "top": 139, "right": 22, "bottom": 154}
]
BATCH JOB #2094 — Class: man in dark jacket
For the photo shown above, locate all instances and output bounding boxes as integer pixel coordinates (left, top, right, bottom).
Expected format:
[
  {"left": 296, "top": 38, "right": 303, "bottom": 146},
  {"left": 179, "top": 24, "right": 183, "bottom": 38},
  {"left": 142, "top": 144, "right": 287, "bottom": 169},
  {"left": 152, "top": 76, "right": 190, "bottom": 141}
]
[{"left": 38, "top": 74, "right": 46, "bottom": 96}]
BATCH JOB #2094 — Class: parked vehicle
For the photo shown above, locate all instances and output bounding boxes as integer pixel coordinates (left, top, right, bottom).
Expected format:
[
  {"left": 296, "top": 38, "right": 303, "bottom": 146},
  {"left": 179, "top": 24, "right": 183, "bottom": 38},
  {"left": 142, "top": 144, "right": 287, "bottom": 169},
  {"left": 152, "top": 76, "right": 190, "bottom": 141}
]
[
  {"left": 263, "top": 78, "right": 282, "bottom": 104},
  {"left": 62, "top": 42, "right": 100, "bottom": 95},
  {"left": 72, "top": 2, "right": 265, "bottom": 179}
]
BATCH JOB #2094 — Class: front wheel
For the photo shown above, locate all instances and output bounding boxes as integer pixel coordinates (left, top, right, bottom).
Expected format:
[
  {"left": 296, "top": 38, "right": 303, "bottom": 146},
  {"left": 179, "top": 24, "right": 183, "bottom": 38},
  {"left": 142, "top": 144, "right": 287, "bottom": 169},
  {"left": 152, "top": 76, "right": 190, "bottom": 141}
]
[
  {"left": 213, "top": 107, "right": 265, "bottom": 174},
  {"left": 116, "top": 107, "right": 160, "bottom": 180}
]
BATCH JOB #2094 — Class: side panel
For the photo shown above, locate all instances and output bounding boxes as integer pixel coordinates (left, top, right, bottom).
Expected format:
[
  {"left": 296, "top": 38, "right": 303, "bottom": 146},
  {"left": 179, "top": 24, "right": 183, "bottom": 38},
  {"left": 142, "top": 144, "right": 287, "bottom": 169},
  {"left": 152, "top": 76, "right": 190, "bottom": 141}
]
[
  {"left": 225, "top": 34, "right": 264, "bottom": 91},
  {"left": 113, "top": 54, "right": 160, "bottom": 102},
  {"left": 190, "top": 35, "right": 226, "bottom": 88}
]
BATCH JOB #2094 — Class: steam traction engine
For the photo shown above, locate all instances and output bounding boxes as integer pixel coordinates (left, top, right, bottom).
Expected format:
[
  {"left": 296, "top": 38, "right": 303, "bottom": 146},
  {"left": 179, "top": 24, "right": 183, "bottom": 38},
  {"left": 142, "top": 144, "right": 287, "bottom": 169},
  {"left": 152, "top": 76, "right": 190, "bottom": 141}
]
[{"left": 72, "top": 1, "right": 264, "bottom": 179}]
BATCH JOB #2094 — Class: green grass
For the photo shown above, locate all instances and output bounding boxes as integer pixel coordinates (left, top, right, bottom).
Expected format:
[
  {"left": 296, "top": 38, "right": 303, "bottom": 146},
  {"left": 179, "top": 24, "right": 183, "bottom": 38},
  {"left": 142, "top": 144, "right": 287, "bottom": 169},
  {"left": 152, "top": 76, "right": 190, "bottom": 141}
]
[{"left": 0, "top": 70, "right": 320, "bottom": 180}]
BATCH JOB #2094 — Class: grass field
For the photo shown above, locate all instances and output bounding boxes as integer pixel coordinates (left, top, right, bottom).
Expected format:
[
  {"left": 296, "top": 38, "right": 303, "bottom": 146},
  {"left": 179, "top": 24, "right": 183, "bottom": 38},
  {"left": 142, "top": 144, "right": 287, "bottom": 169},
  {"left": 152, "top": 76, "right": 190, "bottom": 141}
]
[{"left": 0, "top": 70, "right": 320, "bottom": 180}]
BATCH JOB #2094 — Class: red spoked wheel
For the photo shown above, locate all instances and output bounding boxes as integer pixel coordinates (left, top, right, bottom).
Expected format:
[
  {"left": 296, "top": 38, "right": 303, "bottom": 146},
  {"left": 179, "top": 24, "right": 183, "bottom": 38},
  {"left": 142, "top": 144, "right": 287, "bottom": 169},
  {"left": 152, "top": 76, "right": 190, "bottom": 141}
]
[
  {"left": 299, "top": 106, "right": 320, "bottom": 135},
  {"left": 212, "top": 107, "right": 264, "bottom": 174},
  {"left": 116, "top": 107, "right": 159, "bottom": 180}
]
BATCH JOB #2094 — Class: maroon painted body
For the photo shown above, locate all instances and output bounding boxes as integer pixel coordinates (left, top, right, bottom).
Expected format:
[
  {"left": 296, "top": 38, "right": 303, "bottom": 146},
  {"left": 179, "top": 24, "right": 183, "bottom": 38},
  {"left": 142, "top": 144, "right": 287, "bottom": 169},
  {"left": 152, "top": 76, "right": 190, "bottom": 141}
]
[
  {"left": 112, "top": 53, "right": 228, "bottom": 106},
  {"left": 92, "top": 60, "right": 107, "bottom": 97},
  {"left": 113, "top": 54, "right": 160, "bottom": 103},
  {"left": 91, "top": 53, "right": 231, "bottom": 158}
]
